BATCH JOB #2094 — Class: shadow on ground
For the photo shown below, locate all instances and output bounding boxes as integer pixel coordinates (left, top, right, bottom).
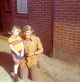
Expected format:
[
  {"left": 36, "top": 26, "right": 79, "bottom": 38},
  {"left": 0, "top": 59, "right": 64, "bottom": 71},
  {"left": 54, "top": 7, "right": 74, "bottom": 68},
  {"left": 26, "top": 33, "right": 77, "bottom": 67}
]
[
  {"left": 0, "top": 52, "right": 13, "bottom": 73},
  {"left": 0, "top": 52, "right": 14, "bottom": 82}
]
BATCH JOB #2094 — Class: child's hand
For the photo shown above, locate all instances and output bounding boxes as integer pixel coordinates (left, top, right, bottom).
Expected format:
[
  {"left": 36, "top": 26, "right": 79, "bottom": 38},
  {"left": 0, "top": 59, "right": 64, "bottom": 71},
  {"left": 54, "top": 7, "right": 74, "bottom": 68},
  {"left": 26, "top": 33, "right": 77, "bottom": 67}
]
[
  {"left": 17, "top": 53, "right": 20, "bottom": 56},
  {"left": 21, "top": 52, "right": 24, "bottom": 57}
]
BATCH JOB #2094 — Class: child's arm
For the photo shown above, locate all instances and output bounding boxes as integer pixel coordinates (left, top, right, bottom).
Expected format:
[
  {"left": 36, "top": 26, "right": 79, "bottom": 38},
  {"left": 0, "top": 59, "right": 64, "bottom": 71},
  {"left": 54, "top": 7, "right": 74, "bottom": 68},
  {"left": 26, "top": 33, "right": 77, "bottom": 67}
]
[{"left": 9, "top": 44, "right": 20, "bottom": 56}]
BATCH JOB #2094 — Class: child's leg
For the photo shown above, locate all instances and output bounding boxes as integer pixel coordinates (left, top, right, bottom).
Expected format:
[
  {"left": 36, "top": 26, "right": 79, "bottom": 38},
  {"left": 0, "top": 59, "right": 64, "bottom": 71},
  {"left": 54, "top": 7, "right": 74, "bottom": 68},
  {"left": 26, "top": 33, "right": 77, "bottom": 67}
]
[
  {"left": 12, "top": 54, "right": 19, "bottom": 75},
  {"left": 14, "top": 64, "right": 19, "bottom": 75},
  {"left": 13, "top": 64, "right": 19, "bottom": 82}
]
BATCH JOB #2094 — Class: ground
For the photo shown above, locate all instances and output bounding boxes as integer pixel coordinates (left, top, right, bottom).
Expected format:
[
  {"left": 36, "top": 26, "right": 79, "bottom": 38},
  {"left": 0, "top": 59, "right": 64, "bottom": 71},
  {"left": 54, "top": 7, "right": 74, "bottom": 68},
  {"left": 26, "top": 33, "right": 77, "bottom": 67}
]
[{"left": 0, "top": 36, "right": 80, "bottom": 82}]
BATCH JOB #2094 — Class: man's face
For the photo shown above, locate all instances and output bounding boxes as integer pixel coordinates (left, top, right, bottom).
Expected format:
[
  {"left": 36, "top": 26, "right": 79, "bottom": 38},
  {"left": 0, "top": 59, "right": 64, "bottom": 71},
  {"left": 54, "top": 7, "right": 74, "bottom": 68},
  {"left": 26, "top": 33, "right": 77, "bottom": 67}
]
[{"left": 24, "top": 30, "right": 32, "bottom": 39}]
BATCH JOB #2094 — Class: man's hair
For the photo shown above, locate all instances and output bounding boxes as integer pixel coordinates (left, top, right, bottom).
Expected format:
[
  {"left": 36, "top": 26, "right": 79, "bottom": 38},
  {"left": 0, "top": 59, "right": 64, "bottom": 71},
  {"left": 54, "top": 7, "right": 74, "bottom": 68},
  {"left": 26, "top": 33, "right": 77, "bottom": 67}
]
[
  {"left": 22, "top": 25, "right": 34, "bottom": 32},
  {"left": 11, "top": 25, "right": 21, "bottom": 33}
]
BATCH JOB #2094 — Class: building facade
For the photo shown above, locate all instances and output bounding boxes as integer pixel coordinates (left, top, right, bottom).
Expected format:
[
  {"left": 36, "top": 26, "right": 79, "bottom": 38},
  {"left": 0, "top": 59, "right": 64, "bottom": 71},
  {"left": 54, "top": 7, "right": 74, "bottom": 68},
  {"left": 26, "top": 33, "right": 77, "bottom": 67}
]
[{"left": 0, "top": 0, "right": 53, "bottom": 56}]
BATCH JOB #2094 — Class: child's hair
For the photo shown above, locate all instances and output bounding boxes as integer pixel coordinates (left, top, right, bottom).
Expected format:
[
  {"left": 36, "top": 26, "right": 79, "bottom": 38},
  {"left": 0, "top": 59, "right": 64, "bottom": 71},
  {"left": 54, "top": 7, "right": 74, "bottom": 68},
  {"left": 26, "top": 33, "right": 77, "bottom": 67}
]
[{"left": 11, "top": 25, "right": 21, "bottom": 33}]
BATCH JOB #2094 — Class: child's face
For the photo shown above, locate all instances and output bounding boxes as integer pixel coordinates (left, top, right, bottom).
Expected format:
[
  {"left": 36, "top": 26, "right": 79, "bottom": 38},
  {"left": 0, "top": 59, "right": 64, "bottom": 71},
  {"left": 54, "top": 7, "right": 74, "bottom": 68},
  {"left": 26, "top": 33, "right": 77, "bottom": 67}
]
[{"left": 13, "top": 29, "right": 20, "bottom": 37}]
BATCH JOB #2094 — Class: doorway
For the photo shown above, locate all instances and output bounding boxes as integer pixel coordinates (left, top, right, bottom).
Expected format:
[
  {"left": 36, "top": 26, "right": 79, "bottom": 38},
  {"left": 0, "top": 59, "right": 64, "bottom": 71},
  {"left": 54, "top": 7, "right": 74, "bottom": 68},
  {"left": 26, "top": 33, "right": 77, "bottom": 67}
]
[{"left": 0, "top": 0, "right": 13, "bottom": 33}]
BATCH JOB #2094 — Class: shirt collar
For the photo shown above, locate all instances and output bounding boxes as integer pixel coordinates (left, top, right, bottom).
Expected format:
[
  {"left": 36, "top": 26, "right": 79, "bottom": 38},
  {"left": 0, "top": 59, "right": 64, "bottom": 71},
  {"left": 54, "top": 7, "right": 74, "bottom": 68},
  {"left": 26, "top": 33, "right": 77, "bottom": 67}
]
[{"left": 26, "top": 35, "right": 34, "bottom": 41}]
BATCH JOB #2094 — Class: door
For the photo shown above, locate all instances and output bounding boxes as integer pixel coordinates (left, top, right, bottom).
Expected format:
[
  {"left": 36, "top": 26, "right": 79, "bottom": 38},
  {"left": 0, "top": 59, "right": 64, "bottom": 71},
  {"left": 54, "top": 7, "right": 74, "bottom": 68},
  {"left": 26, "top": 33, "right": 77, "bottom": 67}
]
[
  {"left": 1, "top": 0, "right": 13, "bottom": 32},
  {"left": 0, "top": 0, "right": 3, "bottom": 31}
]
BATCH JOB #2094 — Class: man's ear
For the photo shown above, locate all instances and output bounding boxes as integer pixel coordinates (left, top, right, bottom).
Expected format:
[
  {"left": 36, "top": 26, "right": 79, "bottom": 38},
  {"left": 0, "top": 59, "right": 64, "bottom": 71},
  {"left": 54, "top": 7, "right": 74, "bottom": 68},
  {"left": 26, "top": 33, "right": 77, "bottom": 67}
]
[
  {"left": 31, "top": 29, "right": 34, "bottom": 34},
  {"left": 31, "top": 30, "right": 33, "bottom": 34},
  {"left": 23, "top": 32, "right": 25, "bottom": 35},
  {"left": 32, "top": 29, "right": 34, "bottom": 33}
]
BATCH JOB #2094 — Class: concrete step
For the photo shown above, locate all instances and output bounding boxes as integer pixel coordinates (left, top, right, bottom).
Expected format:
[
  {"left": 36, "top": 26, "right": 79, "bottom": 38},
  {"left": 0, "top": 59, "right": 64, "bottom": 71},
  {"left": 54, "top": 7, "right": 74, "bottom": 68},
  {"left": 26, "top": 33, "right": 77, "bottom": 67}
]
[{"left": 38, "top": 55, "right": 80, "bottom": 82}]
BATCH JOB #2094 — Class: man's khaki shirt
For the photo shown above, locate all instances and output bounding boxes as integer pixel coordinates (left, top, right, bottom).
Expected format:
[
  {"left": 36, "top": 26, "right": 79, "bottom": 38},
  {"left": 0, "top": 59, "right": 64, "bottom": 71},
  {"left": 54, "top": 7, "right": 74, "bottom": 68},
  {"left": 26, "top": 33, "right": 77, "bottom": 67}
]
[{"left": 24, "top": 35, "right": 43, "bottom": 54}]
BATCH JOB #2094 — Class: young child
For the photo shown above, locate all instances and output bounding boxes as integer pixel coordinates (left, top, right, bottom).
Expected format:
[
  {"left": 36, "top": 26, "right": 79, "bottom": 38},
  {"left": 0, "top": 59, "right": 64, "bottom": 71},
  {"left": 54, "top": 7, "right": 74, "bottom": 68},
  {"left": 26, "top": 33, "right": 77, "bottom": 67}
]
[{"left": 8, "top": 26, "right": 24, "bottom": 82}]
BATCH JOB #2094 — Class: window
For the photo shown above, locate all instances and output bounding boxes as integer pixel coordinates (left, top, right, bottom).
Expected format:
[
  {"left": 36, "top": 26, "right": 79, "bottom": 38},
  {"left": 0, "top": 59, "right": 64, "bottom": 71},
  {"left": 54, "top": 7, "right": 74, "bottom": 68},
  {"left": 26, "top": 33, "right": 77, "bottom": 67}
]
[{"left": 16, "top": 0, "right": 28, "bottom": 14}]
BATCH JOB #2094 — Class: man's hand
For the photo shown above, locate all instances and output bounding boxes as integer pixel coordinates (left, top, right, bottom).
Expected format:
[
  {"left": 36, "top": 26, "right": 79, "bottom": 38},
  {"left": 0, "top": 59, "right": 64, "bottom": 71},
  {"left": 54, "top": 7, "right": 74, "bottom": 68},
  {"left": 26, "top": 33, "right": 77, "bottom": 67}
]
[{"left": 27, "top": 52, "right": 34, "bottom": 56}]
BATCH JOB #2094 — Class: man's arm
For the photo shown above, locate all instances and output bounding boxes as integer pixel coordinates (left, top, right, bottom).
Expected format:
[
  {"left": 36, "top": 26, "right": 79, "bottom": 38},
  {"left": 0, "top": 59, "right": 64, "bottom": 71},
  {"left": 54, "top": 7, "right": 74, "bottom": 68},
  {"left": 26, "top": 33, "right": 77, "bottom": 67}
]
[
  {"left": 34, "top": 37, "right": 43, "bottom": 55},
  {"left": 34, "top": 48, "right": 43, "bottom": 55},
  {"left": 27, "top": 37, "right": 43, "bottom": 56}
]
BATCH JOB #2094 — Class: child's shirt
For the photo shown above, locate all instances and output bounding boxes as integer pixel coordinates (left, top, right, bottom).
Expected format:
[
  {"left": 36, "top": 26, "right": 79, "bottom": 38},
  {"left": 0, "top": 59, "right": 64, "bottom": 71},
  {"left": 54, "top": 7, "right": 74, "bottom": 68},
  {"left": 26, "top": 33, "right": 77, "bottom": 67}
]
[{"left": 8, "top": 36, "right": 23, "bottom": 52}]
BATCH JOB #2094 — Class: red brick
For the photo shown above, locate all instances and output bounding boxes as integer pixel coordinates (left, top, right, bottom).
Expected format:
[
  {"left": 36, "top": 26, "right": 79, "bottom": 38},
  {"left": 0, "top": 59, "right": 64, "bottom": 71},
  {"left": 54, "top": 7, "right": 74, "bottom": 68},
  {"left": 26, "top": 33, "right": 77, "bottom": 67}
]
[{"left": 53, "top": 0, "right": 80, "bottom": 55}]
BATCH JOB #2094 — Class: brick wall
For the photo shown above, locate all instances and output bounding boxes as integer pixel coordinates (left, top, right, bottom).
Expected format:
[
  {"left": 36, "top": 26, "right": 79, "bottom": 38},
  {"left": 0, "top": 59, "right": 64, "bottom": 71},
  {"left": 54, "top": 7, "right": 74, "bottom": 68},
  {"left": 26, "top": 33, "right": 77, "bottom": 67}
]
[
  {"left": 53, "top": 0, "right": 80, "bottom": 55},
  {"left": 11, "top": 0, "right": 53, "bottom": 55}
]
